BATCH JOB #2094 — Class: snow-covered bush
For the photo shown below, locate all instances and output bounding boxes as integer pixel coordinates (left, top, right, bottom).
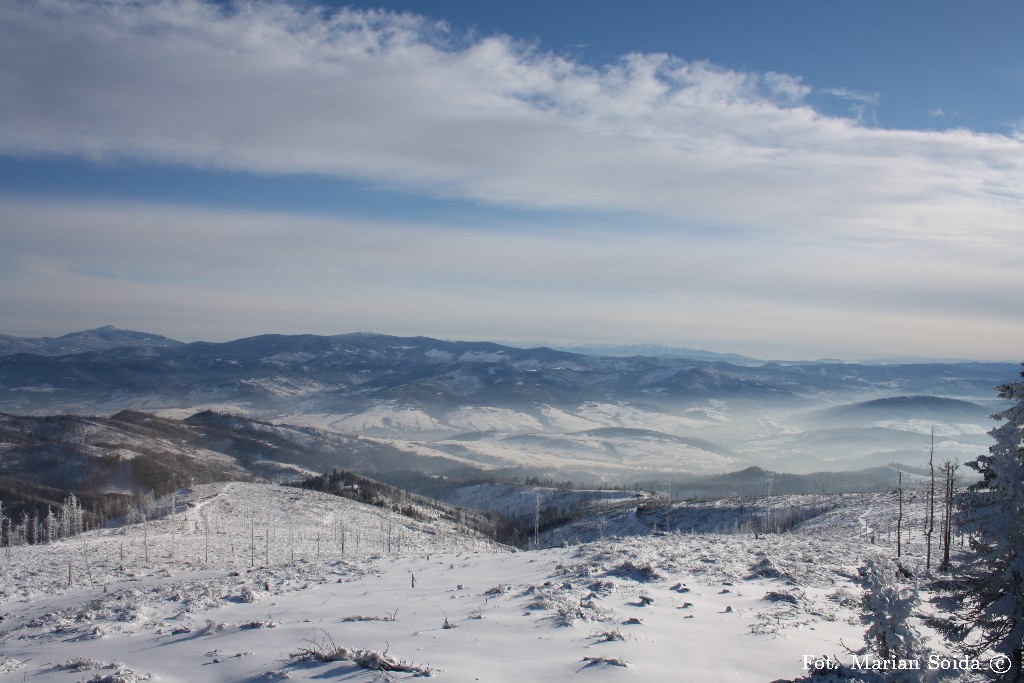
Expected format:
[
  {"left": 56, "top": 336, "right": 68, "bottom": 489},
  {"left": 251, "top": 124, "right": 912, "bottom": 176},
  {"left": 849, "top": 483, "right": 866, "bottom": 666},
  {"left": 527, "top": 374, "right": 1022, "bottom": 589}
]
[
  {"left": 858, "top": 557, "right": 925, "bottom": 678},
  {"left": 291, "top": 634, "right": 434, "bottom": 676},
  {"left": 580, "top": 655, "right": 628, "bottom": 668}
]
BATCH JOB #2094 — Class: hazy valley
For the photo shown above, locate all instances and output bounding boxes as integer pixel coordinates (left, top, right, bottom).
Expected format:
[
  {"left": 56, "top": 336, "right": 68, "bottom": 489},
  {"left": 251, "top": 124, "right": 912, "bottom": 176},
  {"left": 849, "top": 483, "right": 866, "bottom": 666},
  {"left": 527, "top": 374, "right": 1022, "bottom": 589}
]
[{"left": 0, "top": 327, "right": 1012, "bottom": 487}]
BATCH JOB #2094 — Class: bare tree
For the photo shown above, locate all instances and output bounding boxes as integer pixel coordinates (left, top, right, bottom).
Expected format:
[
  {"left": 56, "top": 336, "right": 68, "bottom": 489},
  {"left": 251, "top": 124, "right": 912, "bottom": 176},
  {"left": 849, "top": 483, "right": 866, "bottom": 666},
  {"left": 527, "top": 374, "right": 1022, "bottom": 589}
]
[
  {"left": 534, "top": 493, "right": 540, "bottom": 550},
  {"left": 939, "top": 459, "right": 959, "bottom": 572},
  {"left": 896, "top": 468, "right": 904, "bottom": 558},
  {"left": 925, "top": 428, "right": 936, "bottom": 572},
  {"left": 664, "top": 476, "right": 672, "bottom": 532}
]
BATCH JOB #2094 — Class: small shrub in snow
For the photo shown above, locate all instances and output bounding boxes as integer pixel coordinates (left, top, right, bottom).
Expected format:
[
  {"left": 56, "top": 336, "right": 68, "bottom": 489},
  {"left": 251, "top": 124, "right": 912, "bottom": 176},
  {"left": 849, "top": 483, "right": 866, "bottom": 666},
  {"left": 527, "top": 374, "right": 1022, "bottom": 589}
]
[
  {"left": 580, "top": 656, "right": 629, "bottom": 668},
  {"left": 50, "top": 657, "right": 117, "bottom": 672},
  {"left": 200, "top": 619, "right": 228, "bottom": 635},
  {"left": 0, "top": 656, "right": 27, "bottom": 674},
  {"left": 291, "top": 635, "right": 434, "bottom": 676},
  {"left": 587, "top": 579, "right": 617, "bottom": 595},
  {"left": 763, "top": 590, "right": 800, "bottom": 605},
  {"left": 747, "top": 557, "right": 791, "bottom": 581},
  {"left": 606, "top": 561, "right": 661, "bottom": 582},
  {"left": 589, "top": 628, "right": 627, "bottom": 642},
  {"left": 243, "top": 619, "right": 279, "bottom": 629},
  {"left": 340, "top": 608, "right": 398, "bottom": 622},
  {"left": 524, "top": 590, "right": 555, "bottom": 611},
  {"left": 554, "top": 596, "right": 609, "bottom": 627},
  {"left": 827, "top": 588, "right": 859, "bottom": 609},
  {"left": 85, "top": 667, "right": 151, "bottom": 683},
  {"left": 238, "top": 585, "right": 260, "bottom": 603}
]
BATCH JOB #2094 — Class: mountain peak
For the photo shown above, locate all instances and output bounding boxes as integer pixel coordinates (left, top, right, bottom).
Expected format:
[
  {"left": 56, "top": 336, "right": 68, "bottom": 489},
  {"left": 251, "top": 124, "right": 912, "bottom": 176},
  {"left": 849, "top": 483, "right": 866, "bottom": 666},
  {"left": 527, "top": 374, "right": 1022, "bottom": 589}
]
[{"left": 0, "top": 326, "right": 184, "bottom": 357}]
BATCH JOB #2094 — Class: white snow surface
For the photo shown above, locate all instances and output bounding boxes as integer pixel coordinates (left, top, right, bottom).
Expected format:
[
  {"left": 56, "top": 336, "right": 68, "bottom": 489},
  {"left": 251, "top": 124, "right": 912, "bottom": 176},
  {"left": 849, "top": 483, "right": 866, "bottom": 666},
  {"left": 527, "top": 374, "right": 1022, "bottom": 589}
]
[{"left": 0, "top": 483, "right": 943, "bottom": 683}]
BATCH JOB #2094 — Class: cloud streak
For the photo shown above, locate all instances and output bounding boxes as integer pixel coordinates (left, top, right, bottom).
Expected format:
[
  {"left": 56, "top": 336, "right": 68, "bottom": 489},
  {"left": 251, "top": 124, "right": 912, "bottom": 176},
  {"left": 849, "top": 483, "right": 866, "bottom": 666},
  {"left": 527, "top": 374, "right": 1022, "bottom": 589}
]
[
  {"left": 1, "top": 196, "right": 1020, "bottom": 359},
  {"left": 1, "top": 0, "right": 1021, "bottom": 243}
]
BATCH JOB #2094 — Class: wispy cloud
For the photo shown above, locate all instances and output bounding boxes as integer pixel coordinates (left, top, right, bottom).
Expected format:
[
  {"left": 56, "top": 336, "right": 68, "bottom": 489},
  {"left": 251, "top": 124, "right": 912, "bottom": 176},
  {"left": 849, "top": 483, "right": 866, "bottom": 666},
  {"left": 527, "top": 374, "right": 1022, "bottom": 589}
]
[
  {"left": 1, "top": 1, "right": 1020, "bottom": 243},
  {"left": 821, "top": 87, "right": 881, "bottom": 105},
  {"left": 0, "top": 1, "right": 1022, "bottom": 358}
]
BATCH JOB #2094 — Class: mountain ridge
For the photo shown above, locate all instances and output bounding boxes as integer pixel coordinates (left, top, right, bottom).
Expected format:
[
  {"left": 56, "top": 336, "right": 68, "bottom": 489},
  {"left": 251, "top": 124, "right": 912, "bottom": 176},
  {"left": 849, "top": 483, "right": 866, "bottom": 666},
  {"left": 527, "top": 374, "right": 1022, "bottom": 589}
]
[{"left": 0, "top": 325, "right": 184, "bottom": 357}]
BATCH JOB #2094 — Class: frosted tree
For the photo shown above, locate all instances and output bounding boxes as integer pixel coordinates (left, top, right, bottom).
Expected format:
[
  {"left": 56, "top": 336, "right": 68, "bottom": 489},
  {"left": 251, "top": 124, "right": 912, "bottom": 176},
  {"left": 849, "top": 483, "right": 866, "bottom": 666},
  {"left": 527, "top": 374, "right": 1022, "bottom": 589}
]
[
  {"left": 59, "top": 494, "right": 84, "bottom": 539},
  {"left": 952, "top": 365, "right": 1024, "bottom": 680},
  {"left": 859, "top": 557, "right": 925, "bottom": 670}
]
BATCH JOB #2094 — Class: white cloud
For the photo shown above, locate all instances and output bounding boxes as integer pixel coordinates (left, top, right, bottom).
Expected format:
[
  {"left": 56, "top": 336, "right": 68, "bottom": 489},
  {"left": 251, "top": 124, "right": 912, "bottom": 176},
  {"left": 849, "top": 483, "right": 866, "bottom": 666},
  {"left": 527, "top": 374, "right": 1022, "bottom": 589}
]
[
  {"left": 1011, "top": 119, "right": 1024, "bottom": 141},
  {"left": 0, "top": 0, "right": 1021, "bottom": 248},
  {"left": 763, "top": 72, "right": 811, "bottom": 103}
]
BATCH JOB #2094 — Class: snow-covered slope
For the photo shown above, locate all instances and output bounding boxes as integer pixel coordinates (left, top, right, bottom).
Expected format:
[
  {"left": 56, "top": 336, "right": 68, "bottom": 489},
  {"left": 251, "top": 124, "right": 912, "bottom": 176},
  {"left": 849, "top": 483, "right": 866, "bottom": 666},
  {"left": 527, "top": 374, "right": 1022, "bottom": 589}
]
[{"left": 0, "top": 483, "right": 955, "bottom": 683}]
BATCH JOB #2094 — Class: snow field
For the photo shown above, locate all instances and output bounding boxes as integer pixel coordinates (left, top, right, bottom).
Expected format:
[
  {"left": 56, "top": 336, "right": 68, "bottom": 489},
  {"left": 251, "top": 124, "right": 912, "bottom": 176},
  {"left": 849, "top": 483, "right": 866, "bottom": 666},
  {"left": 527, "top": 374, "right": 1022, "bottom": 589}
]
[
  {"left": 0, "top": 543, "right": 866, "bottom": 682},
  {"left": 0, "top": 483, "right": 887, "bottom": 682}
]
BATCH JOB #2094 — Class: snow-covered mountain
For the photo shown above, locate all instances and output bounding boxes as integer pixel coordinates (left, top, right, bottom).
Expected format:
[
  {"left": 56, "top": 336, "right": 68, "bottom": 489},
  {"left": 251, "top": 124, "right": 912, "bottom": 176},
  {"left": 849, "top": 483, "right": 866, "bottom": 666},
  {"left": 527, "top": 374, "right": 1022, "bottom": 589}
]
[{"left": 0, "top": 329, "right": 1015, "bottom": 476}]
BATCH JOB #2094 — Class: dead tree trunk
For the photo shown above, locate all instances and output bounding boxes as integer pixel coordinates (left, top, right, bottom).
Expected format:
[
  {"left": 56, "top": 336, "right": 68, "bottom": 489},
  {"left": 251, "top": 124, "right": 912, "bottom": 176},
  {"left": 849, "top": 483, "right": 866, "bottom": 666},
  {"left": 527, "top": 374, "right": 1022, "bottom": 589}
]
[
  {"left": 925, "top": 429, "right": 936, "bottom": 572},
  {"left": 896, "top": 468, "right": 904, "bottom": 558},
  {"left": 940, "top": 459, "right": 958, "bottom": 571}
]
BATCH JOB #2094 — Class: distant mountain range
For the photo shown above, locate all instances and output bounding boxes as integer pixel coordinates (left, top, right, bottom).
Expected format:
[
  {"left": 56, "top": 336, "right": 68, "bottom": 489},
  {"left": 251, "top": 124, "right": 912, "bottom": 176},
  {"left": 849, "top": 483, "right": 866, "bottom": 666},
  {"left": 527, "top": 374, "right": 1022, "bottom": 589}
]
[
  {"left": 0, "top": 326, "right": 1016, "bottom": 479},
  {"left": 506, "top": 341, "right": 761, "bottom": 363},
  {"left": 0, "top": 327, "right": 1015, "bottom": 417},
  {"left": 0, "top": 328, "right": 802, "bottom": 418}
]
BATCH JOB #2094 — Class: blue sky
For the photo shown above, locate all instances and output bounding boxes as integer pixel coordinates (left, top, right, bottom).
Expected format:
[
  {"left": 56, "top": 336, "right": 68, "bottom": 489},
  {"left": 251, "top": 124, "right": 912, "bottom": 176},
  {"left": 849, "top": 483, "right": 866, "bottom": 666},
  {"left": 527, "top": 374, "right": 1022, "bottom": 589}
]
[{"left": 1, "top": 0, "right": 1022, "bottom": 360}]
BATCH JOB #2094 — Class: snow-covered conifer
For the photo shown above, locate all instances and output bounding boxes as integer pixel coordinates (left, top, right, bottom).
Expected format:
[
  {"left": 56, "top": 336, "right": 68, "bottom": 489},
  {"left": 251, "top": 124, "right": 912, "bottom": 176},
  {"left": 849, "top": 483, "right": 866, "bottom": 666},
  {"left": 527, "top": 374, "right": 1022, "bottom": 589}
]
[
  {"left": 952, "top": 365, "right": 1024, "bottom": 680},
  {"left": 860, "top": 557, "right": 924, "bottom": 670}
]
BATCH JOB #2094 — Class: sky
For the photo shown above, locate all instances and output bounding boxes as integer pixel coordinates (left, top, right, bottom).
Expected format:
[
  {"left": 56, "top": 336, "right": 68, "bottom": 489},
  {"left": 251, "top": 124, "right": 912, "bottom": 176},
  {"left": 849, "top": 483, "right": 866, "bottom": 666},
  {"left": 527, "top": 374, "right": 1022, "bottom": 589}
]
[{"left": 1, "top": 0, "right": 1022, "bottom": 361}]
